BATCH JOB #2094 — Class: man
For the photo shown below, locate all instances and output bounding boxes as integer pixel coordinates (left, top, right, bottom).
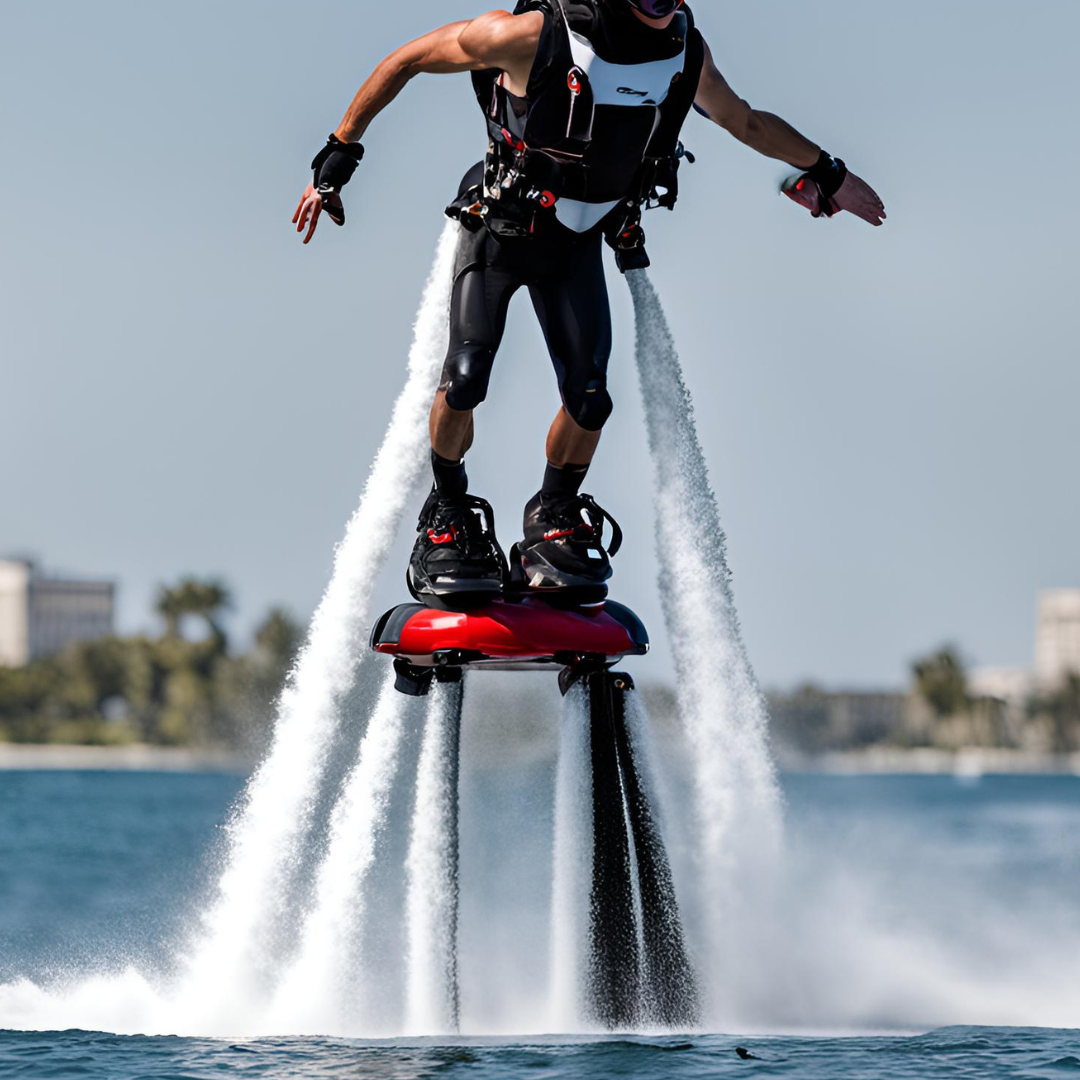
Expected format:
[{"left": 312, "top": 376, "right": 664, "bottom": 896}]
[{"left": 293, "top": 0, "right": 885, "bottom": 605}]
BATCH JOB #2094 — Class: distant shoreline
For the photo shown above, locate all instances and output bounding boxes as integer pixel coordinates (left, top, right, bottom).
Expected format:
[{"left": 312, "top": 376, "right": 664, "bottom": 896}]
[
  {"left": 778, "top": 747, "right": 1080, "bottom": 776},
  {"left": 0, "top": 743, "right": 253, "bottom": 773},
  {"left": 2, "top": 742, "right": 1080, "bottom": 777}
]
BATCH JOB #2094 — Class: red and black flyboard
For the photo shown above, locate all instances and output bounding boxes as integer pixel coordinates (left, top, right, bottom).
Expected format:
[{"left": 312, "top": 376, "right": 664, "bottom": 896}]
[
  {"left": 370, "top": 589, "right": 700, "bottom": 1031},
  {"left": 370, "top": 593, "right": 649, "bottom": 697}
]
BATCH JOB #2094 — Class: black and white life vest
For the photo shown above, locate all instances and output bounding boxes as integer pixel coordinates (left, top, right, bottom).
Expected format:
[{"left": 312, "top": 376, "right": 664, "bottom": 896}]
[{"left": 465, "top": 0, "right": 704, "bottom": 237}]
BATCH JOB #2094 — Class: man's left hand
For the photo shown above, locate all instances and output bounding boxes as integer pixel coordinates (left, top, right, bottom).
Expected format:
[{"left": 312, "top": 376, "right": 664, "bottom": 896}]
[
  {"left": 830, "top": 171, "right": 886, "bottom": 226},
  {"left": 783, "top": 169, "right": 886, "bottom": 227}
]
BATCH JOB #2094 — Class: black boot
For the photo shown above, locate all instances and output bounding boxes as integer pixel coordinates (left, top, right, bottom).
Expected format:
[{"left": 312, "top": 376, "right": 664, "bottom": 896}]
[
  {"left": 514, "top": 492, "right": 623, "bottom": 604},
  {"left": 408, "top": 489, "right": 507, "bottom": 607}
]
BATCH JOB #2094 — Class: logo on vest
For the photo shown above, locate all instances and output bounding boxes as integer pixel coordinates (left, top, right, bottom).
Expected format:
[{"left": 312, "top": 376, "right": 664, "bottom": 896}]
[{"left": 617, "top": 86, "right": 649, "bottom": 97}]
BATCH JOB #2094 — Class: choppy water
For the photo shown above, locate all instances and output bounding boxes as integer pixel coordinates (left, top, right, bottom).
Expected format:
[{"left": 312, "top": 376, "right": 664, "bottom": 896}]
[
  {"left": 2, "top": 771, "right": 1079, "bottom": 1076},
  {"left": 1, "top": 1026, "right": 1079, "bottom": 1080}
]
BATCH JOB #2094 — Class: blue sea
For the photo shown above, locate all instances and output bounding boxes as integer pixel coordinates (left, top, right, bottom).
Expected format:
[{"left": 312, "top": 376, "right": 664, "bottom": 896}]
[
  {"left": 2, "top": 1027, "right": 1080, "bottom": 1080},
  {"left": 2, "top": 771, "right": 1079, "bottom": 1078}
]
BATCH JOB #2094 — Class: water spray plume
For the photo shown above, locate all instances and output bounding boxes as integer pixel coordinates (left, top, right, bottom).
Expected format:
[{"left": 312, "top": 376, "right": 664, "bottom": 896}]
[
  {"left": 268, "top": 671, "right": 414, "bottom": 1035},
  {"left": 174, "top": 224, "right": 460, "bottom": 1028},
  {"left": 549, "top": 684, "right": 593, "bottom": 1031},
  {"left": 405, "top": 680, "right": 464, "bottom": 1036},
  {"left": 627, "top": 270, "right": 784, "bottom": 1010}
]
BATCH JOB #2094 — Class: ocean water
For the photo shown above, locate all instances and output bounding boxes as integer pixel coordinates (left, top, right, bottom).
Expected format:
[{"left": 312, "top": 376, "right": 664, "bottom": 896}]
[
  {"left": 1, "top": 1027, "right": 1079, "bottom": 1080},
  {"left": 2, "top": 771, "right": 1079, "bottom": 1078}
]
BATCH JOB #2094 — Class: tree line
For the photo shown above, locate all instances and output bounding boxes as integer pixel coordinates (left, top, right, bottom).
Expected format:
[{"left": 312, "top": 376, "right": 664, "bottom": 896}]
[
  {"left": 0, "top": 578, "right": 303, "bottom": 751},
  {"left": 912, "top": 645, "right": 1080, "bottom": 753},
  {"left": 769, "top": 645, "right": 1080, "bottom": 755}
]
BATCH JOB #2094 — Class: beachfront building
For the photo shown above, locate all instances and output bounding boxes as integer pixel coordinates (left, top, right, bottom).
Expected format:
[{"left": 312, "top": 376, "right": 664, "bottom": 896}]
[
  {"left": 968, "top": 666, "right": 1034, "bottom": 707},
  {"left": 1035, "top": 589, "right": 1080, "bottom": 689},
  {"left": 0, "top": 559, "right": 115, "bottom": 667}
]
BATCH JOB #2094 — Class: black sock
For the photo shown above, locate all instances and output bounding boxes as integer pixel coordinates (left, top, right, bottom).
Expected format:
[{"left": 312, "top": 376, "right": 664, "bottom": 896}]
[
  {"left": 542, "top": 461, "right": 589, "bottom": 498},
  {"left": 431, "top": 449, "right": 468, "bottom": 498}
]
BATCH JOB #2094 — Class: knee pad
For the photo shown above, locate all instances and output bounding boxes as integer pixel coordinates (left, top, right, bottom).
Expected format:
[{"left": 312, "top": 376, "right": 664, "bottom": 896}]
[
  {"left": 564, "top": 379, "right": 613, "bottom": 432},
  {"left": 440, "top": 343, "right": 496, "bottom": 412}
]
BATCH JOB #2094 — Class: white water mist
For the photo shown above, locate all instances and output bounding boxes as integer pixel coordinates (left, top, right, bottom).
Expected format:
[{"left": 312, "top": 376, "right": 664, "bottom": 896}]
[
  {"left": 173, "top": 224, "right": 460, "bottom": 1029},
  {"left": 627, "top": 270, "right": 784, "bottom": 1013},
  {"left": 404, "top": 680, "right": 464, "bottom": 1036},
  {"left": 548, "top": 683, "right": 593, "bottom": 1032},
  {"left": 268, "top": 671, "right": 413, "bottom": 1035}
]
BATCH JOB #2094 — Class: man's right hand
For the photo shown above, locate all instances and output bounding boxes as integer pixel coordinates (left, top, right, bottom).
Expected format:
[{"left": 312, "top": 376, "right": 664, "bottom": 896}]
[{"left": 292, "top": 183, "right": 345, "bottom": 244}]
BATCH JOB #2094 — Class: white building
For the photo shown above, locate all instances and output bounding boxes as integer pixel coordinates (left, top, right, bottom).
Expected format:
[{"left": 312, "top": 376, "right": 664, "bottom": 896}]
[
  {"left": 1035, "top": 589, "right": 1080, "bottom": 689},
  {"left": 968, "top": 666, "right": 1034, "bottom": 707},
  {"left": 0, "top": 560, "right": 115, "bottom": 667}
]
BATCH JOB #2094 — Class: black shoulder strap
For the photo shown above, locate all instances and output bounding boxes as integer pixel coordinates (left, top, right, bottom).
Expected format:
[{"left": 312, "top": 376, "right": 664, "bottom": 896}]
[
  {"left": 645, "top": 15, "right": 704, "bottom": 161},
  {"left": 472, "top": 0, "right": 557, "bottom": 115}
]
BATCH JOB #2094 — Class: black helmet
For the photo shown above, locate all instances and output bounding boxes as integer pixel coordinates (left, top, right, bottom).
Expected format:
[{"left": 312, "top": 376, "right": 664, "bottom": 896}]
[{"left": 623, "top": 0, "right": 684, "bottom": 18}]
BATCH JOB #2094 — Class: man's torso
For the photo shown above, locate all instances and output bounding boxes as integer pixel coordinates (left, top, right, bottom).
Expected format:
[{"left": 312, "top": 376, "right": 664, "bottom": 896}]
[{"left": 477, "top": 0, "right": 700, "bottom": 234}]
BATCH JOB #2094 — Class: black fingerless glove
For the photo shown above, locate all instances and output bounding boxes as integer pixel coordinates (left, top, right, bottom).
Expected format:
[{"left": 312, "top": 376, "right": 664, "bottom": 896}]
[
  {"left": 311, "top": 134, "right": 365, "bottom": 195},
  {"left": 803, "top": 150, "right": 848, "bottom": 217}
]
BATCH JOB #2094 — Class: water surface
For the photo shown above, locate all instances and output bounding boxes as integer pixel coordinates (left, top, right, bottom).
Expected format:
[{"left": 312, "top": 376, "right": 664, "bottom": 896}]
[{"left": 2, "top": 771, "right": 1078, "bottom": 1076}]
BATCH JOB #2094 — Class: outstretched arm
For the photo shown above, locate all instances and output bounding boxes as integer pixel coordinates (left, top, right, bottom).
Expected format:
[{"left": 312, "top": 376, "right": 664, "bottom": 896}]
[
  {"left": 333, "top": 12, "right": 541, "bottom": 142},
  {"left": 293, "top": 11, "right": 543, "bottom": 243},
  {"left": 693, "top": 41, "right": 885, "bottom": 226}
]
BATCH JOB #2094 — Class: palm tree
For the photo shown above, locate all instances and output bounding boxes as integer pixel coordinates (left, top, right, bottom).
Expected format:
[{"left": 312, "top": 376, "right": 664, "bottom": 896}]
[
  {"left": 154, "top": 587, "right": 185, "bottom": 639},
  {"left": 254, "top": 608, "right": 303, "bottom": 673},
  {"left": 912, "top": 645, "right": 969, "bottom": 719},
  {"left": 155, "top": 578, "right": 233, "bottom": 651}
]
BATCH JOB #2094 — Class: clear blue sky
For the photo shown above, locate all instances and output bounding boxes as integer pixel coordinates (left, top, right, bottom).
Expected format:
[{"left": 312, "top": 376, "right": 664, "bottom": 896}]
[{"left": 2, "top": 1, "right": 1077, "bottom": 689}]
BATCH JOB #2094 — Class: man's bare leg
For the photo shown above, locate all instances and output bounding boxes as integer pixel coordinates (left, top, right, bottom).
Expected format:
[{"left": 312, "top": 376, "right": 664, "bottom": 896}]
[
  {"left": 430, "top": 398, "right": 599, "bottom": 482},
  {"left": 430, "top": 391, "right": 475, "bottom": 462},
  {"left": 426, "top": 391, "right": 476, "bottom": 500},
  {"left": 545, "top": 406, "right": 602, "bottom": 470},
  {"left": 541, "top": 406, "right": 602, "bottom": 498}
]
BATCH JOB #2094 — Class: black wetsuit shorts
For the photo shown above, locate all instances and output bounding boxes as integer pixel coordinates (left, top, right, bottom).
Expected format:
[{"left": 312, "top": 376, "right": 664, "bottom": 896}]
[{"left": 439, "top": 218, "right": 614, "bottom": 432}]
